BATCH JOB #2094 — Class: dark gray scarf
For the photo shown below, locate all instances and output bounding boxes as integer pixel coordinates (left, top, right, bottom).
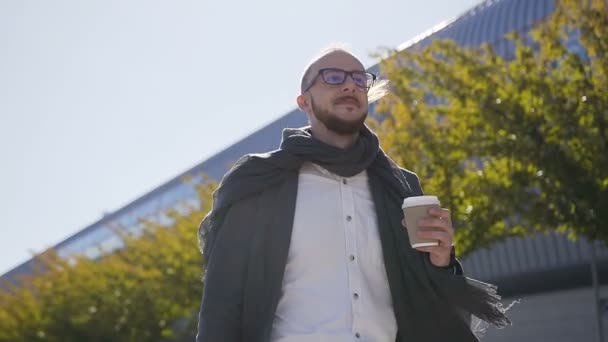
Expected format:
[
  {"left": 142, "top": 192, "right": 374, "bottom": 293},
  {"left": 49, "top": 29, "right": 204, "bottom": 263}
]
[{"left": 198, "top": 125, "right": 511, "bottom": 341}]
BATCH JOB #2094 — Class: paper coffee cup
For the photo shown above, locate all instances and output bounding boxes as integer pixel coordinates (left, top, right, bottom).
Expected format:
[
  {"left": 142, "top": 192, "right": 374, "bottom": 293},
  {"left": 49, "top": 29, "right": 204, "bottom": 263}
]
[{"left": 402, "top": 195, "right": 441, "bottom": 248}]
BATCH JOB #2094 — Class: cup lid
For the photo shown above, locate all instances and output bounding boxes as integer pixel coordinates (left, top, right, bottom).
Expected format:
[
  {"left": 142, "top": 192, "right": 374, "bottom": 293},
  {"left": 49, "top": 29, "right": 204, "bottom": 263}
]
[{"left": 402, "top": 195, "right": 440, "bottom": 208}]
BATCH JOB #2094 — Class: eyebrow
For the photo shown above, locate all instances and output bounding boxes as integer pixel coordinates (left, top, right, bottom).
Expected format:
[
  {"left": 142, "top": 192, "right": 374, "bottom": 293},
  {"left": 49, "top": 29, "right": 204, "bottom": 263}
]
[{"left": 319, "top": 67, "right": 366, "bottom": 72}]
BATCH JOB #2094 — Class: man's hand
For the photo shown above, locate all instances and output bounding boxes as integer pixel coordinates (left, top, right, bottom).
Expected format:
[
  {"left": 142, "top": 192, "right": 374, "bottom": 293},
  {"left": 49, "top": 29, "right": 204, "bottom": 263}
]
[{"left": 402, "top": 207, "right": 454, "bottom": 267}]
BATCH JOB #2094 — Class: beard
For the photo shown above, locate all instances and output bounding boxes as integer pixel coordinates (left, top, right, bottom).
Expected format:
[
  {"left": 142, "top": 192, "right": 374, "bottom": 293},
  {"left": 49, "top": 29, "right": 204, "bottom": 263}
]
[{"left": 310, "top": 97, "right": 367, "bottom": 136}]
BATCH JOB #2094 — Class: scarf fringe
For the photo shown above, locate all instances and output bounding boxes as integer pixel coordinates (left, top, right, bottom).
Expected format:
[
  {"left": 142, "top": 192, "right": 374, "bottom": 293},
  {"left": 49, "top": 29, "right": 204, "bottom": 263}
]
[
  {"left": 454, "top": 277, "right": 519, "bottom": 335},
  {"left": 424, "top": 256, "right": 518, "bottom": 338}
]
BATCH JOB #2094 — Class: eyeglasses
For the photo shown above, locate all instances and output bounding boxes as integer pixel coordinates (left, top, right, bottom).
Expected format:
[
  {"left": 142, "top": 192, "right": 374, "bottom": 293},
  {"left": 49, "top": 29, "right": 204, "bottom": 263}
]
[{"left": 304, "top": 68, "right": 376, "bottom": 92}]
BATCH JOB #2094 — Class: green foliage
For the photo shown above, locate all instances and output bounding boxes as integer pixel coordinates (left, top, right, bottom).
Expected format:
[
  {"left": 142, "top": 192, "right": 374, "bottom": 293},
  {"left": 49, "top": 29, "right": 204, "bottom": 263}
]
[
  {"left": 0, "top": 179, "right": 216, "bottom": 342},
  {"left": 372, "top": 0, "right": 608, "bottom": 256}
]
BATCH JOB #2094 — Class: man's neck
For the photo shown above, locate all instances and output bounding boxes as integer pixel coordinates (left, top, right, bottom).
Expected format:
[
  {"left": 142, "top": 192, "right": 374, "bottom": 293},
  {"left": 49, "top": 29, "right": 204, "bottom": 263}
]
[{"left": 310, "top": 125, "right": 359, "bottom": 150}]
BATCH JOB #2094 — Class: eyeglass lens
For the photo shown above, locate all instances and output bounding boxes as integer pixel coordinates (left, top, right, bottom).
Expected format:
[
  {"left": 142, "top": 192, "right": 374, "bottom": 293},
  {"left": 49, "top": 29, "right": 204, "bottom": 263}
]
[{"left": 321, "top": 69, "right": 372, "bottom": 88}]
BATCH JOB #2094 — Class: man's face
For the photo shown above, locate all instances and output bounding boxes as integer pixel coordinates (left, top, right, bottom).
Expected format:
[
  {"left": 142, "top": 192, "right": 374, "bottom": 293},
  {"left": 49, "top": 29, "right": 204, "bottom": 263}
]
[{"left": 303, "top": 52, "right": 370, "bottom": 136}]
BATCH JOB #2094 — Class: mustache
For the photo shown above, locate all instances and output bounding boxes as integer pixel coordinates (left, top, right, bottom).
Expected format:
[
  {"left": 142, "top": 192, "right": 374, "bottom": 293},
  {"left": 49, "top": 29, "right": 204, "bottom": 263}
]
[{"left": 334, "top": 95, "right": 361, "bottom": 106}]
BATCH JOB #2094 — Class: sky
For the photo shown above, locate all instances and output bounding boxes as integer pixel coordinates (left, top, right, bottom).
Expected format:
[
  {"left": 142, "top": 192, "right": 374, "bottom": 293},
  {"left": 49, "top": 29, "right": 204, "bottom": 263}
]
[{"left": 0, "top": 0, "right": 483, "bottom": 275}]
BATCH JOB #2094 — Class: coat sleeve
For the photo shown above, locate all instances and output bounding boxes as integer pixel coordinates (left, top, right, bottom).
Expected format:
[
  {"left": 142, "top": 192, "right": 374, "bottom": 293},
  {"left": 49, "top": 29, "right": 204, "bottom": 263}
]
[{"left": 196, "top": 196, "right": 257, "bottom": 342}]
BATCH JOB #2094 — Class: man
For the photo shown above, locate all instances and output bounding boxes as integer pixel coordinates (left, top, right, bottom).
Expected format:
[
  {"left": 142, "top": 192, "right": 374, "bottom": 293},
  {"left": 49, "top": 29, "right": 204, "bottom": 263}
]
[{"left": 196, "top": 46, "right": 510, "bottom": 342}]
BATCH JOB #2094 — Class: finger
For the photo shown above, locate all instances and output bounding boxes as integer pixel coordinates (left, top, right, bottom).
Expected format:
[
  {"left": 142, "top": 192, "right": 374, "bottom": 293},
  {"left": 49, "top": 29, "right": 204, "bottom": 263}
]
[
  {"left": 415, "top": 246, "right": 436, "bottom": 253},
  {"left": 415, "top": 245, "right": 449, "bottom": 253},
  {"left": 428, "top": 207, "right": 451, "bottom": 221},
  {"left": 418, "top": 218, "right": 452, "bottom": 232},
  {"left": 417, "top": 230, "right": 452, "bottom": 247},
  {"left": 416, "top": 230, "right": 452, "bottom": 244}
]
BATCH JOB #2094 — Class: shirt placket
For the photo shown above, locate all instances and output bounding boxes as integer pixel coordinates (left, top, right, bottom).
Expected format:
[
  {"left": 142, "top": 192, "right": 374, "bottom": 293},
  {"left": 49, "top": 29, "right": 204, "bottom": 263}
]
[{"left": 340, "top": 176, "right": 363, "bottom": 340}]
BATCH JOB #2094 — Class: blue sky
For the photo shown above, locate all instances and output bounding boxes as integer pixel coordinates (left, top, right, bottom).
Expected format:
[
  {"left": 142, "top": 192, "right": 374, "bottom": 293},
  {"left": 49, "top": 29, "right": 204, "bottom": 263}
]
[{"left": 0, "top": 0, "right": 482, "bottom": 275}]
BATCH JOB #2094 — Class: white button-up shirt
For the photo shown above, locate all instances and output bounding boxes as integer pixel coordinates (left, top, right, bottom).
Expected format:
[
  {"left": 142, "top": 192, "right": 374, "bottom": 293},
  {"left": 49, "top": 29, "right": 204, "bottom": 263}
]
[{"left": 270, "top": 162, "right": 397, "bottom": 342}]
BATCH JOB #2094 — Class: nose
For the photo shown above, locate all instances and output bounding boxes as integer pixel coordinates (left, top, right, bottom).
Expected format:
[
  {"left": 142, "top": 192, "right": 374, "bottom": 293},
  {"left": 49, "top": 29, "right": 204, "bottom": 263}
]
[{"left": 340, "top": 75, "right": 358, "bottom": 93}]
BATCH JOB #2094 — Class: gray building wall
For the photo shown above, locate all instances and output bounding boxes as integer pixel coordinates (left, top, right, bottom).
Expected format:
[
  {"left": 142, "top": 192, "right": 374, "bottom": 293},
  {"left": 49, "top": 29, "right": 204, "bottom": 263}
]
[{"left": 484, "top": 285, "right": 608, "bottom": 342}]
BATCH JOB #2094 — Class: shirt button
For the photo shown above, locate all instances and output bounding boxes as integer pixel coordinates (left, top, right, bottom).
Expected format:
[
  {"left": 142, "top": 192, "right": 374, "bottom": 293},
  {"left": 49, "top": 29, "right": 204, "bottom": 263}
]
[
  {"left": 346, "top": 215, "right": 352, "bottom": 222},
  {"left": 342, "top": 179, "right": 347, "bottom": 184},
  {"left": 355, "top": 332, "right": 361, "bottom": 338},
  {"left": 349, "top": 255, "right": 355, "bottom": 261},
  {"left": 353, "top": 293, "right": 359, "bottom": 300}
]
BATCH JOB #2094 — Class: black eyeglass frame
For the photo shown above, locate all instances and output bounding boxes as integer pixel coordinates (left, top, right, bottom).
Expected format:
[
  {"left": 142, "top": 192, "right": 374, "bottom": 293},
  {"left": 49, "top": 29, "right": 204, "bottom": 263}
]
[{"left": 303, "top": 68, "right": 377, "bottom": 93}]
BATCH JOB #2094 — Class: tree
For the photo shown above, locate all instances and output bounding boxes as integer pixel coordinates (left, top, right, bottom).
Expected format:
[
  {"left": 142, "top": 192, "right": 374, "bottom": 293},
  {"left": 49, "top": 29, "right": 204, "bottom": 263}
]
[
  {"left": 371, "top": 0, "right": 608, "bottom": 256},
  {"left": 0, "top": 179, "right": 216, "bottom": 342}
]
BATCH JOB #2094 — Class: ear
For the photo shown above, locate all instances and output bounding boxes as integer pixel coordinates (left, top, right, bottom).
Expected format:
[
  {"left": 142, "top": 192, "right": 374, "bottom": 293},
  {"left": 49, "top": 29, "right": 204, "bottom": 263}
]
[{"left": 297, "top": 94, "right": 310, "bottom": 112}]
